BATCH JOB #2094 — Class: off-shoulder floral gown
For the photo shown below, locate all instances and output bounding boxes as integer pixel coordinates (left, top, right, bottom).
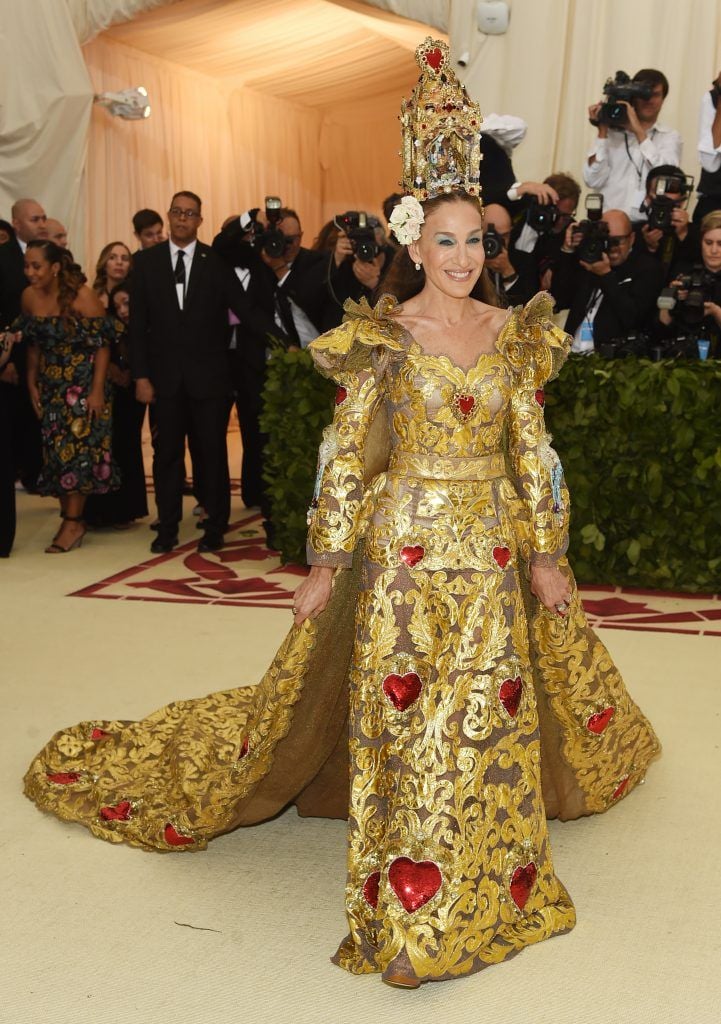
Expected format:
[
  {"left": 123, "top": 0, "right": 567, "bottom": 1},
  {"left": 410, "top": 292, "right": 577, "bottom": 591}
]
[{"left": 24, "top": 294, "right": 659, "bottom": 983}]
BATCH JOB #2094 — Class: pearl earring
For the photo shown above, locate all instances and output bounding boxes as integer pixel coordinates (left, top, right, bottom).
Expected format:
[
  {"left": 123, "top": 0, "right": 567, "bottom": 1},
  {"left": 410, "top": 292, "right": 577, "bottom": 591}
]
[{"left": 414, "top": 261, "right": 422, "bottom": 271}]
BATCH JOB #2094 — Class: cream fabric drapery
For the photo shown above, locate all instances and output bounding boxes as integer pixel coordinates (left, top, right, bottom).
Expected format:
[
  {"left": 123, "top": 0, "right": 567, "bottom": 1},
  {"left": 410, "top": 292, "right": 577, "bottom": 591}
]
[{"left": 68, "top": 0, "right": 179, "bottom": 43}]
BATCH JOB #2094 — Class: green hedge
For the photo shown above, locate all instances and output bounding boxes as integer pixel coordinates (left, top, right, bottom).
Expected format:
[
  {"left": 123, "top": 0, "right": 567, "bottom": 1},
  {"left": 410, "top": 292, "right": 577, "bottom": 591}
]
[{"left": 261, "top": 351, "right": 721, "bottom": 592}]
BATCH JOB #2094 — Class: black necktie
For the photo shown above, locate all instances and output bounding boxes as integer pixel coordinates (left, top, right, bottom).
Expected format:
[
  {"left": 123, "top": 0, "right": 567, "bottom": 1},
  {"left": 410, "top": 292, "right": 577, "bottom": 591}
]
[{"left": 174, "top": 249, "right": 186, "bottom": 303}]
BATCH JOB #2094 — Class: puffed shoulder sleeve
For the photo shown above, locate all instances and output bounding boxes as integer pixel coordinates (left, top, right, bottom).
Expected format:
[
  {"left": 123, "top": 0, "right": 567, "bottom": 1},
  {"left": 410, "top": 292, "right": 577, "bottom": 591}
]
[
  {"left": 305, "top": 296, "right": 405, "bottom": 569},
  {"left": 500, "top": 292, "right": 573, "bottom": 567}
]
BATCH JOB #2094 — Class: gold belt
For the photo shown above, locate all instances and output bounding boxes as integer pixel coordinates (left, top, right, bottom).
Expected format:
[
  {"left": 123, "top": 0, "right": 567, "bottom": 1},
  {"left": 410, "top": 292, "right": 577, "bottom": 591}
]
[{"left": 387, "top": 450, "right": 507, "bottom": 482}]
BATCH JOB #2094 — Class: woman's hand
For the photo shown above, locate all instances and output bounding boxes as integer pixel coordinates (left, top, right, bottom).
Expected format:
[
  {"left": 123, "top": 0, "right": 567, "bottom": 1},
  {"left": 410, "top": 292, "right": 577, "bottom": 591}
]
[
  {"left": 86, "top": 387, "right": 105, "bottom": 419},
  {"left": 29, "top": 385, "right": 42, "bottom": 420},
  {"left": 293, "top": 565, "right": 335, "bottom": 626},
  {"left": 531, "top": 564, "right": 572, "bottom": 616}
]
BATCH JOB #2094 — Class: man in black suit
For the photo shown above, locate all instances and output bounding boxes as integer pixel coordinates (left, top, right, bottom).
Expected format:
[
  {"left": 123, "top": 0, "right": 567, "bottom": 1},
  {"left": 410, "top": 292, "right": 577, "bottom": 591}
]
[
  {"left": 0, "top": 198, "right": 49, "bottom": 492},
  {"left": 212, "top": 207, "right": 329, "bottom": 545},
  {"left": 550, "top": 208, "right": 665, "bottom": 351},
  {"left": 130, "top": 190, "right": 284, "bottom": 554}
]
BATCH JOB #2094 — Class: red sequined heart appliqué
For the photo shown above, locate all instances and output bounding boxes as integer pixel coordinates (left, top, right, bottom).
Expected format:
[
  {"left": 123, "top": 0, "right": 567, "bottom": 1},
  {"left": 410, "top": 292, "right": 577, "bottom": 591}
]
[
  {"left": 389, "top": 857, "right": 442, "bottom": 913},
  {"left": 400, "top": 545, "right": 425, "bottom": 568},
  {"left": 382, "top": 672, "right": 422, "bottom": 711},
  {"left": 587, "top": 707, "right": 615, "bottom": 734},
  {"left": 91, "top": 728, "right": 110, "bottom": 740},
  {"left": 534, "top": 388, "right": 545, "bottom": 406},
  {"left": 424, "top": 47, "right": 443, "bottom": 70},
  {"left": 499, "top": 677, "right": 523, "bottom": 718},
  {"left": 612, "top": 776, "right": 629, "bottom": 800},
  {"left": 164, "top": 823, "right": 195, "bottom": 847},
  {"left": 451, "top": 391, "right": 477, "bottom": 423},
  {"left": 510, "top": 862, "right": 537, "bottom": 910},
  {"left": 335, "top": 386, "right": 347, "bottom": 405},
  {"left": 362, "top": 871, "right": 381, "bottom": 909},
  {"left": 493, "top": 546, "right": 511, "bottom": 568},
  {"left": 100, "top": 800, "right": 132, "bottom": 822}
]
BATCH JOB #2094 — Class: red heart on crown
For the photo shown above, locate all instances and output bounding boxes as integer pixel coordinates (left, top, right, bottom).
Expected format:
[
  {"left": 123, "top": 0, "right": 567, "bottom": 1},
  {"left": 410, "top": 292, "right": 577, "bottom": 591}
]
[
  {"left": 493, "top": 546, "right": 511, "bottom": 568},
  {"left": 362, "top": 871, "right": 381, "bottom": 909},
  {"left": 91, "top": 728, "right": 110, "bottom": 740},
  {"left": 100, "top": 800, "right": 132, "bottom": 822},
  {"left": 510, "top": 862, "right": 537, "bottom": 910},
  {"left": 164, "top": 823, "right": 195, "bottom": 847},
  {"left": 47, "top": 772, "right": 81, "bottom": 785},
  {"left": 389, "top": 857, "right": 442, "bottom": 913},
  {"left": 335, "top": 386, "right": 347, "bottom": 405},
  {"left": 425, "top": 47, "right": 443, "bottom": 71},
  {"left": 499, "top": 677, "right": 523, "bottom": 718},
  {"left": 457, "top": 393, "right": 475, "bottom": 416},
  {"left": 382, "top": 672, "right": 422, "bottom": 712},
  {"left": 612, "top": 776, "right": 629, "bottom": 800},
  {"left": 400, "top": 545, "right": 425, "bottom": 568},
  {"left": 587, "top": 707, "right": 615, "bottom": 734}
]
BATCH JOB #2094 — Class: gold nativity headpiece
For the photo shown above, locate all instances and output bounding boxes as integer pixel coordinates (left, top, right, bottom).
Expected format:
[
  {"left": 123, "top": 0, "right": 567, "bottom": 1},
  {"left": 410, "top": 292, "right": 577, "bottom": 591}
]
[{"left": 400, "top": 38, "right": 483, "bottom": 202}]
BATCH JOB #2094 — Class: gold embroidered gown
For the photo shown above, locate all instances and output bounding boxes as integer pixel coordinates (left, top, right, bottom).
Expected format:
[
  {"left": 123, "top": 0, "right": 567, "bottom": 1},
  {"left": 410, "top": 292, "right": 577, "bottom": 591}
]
[{"left": 24, "top": 293, "right": 659, "bottom": 983}]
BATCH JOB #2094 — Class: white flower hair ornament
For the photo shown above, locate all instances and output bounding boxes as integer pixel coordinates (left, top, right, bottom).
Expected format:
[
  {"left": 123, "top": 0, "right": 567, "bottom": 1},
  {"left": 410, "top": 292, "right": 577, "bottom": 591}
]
[{"left": 389, "top": 195, "right": 425, "bottom": 246}]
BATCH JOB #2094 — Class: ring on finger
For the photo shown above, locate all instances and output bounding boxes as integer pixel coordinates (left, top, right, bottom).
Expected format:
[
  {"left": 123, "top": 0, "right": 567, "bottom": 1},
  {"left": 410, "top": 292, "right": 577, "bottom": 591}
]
[{"left": 555, "top": 600, "right": 569, "bottom": 615}]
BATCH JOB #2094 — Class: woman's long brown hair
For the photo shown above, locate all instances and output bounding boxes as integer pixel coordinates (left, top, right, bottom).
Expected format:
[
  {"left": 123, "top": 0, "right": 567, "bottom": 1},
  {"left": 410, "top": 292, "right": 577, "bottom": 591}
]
[
  {"left": 376, "top": 191, "right": 505, "bottom": 308},
  {"left": 26, "top": 240, "right": 87, "bottom": 315},
  {"left": 92, "top": 241, "right": 131, "bottom": 295}
]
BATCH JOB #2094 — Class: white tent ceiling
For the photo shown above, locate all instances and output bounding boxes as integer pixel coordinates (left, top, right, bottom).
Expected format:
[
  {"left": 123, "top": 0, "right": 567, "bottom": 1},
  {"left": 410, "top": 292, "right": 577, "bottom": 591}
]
[{"left": 102, "top": 0, "right": 447, "bottom": 107}]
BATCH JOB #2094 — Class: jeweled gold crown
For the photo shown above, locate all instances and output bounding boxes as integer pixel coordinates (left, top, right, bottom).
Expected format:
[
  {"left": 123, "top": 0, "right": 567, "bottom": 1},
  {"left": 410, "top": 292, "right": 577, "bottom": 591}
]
[{"left": 400, "top": 38, "right": 483, "bottom": 201}]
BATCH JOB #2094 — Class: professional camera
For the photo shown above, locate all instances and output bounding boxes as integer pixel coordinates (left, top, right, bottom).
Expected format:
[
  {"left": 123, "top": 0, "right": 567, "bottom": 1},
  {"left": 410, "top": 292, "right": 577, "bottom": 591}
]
[
  {"left": 574, "top": 193, "right": 609, "bottom": 263},
  {"left": 590, "top": 71, "right": 653, "bottom": 130},
  {"left": 646, "top": 174, "right": 693, "bottom": 232},
  {"left": 483, "top": 225, "right": 504, "bottom": 259},
  {"left": 597, "top": 332, "right": 652, "bottom": 359},
  {"left": 526, "top": 200, "right": 560, "bottom": 235},
  {"left": 246, "top": 196, "right": 291, "bottom": 259},
  {"left": 334, "top": 211, "right": 380, "bottom": 263},
  {"left": 657, "top": 265, "right": 718, "bottom": 325}
]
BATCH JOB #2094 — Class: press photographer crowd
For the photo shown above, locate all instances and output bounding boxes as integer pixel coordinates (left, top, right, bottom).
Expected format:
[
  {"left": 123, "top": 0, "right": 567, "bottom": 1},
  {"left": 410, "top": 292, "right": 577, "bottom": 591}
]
[{"left": 1, "top": 65, "right": 721, "bottom": 559}]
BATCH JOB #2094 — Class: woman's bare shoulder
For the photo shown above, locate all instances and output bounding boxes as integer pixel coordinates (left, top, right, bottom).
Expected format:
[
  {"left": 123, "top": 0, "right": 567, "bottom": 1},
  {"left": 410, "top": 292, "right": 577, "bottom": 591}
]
[
  {"left": 72, "top": 285, "right": 106, "bottom": 318},
  {"left": 20, "top": 286, "right": 38, "bottom": 315}
]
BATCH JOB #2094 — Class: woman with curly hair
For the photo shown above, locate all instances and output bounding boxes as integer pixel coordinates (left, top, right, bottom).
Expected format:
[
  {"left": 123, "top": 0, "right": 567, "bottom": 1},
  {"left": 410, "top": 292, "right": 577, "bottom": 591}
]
[
  {"left": 20, "top": 240, "right": 118, "bottom": 552},
  {"left": 92, "top": 241, "right": 132, "bottom": 309}
]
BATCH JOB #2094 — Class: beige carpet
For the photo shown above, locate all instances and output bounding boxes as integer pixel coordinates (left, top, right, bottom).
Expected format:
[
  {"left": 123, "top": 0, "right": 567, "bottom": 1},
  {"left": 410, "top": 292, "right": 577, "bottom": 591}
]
[{"left": 2, "top": 490, "right": 718, "bottom": 1024}]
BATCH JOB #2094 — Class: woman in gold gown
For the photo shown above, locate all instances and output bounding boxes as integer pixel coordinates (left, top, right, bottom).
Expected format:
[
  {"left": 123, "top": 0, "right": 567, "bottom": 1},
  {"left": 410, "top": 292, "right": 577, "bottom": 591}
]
[{"left": 23, "top": 39, "right": 659, "bottom": 989}]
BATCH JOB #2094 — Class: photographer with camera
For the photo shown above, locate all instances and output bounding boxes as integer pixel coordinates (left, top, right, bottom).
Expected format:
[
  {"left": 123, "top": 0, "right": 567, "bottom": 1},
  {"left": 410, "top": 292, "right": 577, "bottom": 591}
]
[
  {"left": 585, "top": 69, "right": 682, "bottom": 221},
  {"left": 481, "top": 204, "right": 538, "bottom": 305},
  {"left": 322, "top": 211, "right": 395, "bottom": 330},
  {"left": 551, "top": 205, "right": 664, "bottom": 353},
  {"left": 512, "top": 172, "right": 581, "bottom": 289},
  {"left": 695, "top": 72, "right": 721, "bottom": 223},
  {"left": 654, "top": 210, "right": 721, "bottom": 358},
  {"left": 635, "top": 164, "right": 699, "bottom": 279}
]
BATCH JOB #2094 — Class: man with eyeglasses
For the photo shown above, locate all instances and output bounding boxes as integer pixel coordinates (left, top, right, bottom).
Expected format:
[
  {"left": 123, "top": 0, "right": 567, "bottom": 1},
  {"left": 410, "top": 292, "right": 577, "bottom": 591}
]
[
  {"left": 550, "top": 208, "right": 664, "bottom": 353},
  {"left": 0, "top": 198, "right": 50, "bottom": 493},
  {"left": 129, "top": 190, "right": 285, "bottom": 554}
]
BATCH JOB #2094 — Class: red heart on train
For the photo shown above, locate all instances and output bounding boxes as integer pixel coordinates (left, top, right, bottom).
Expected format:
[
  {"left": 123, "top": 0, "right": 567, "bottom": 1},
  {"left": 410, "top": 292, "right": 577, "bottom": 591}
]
[
  {"left": 164, "top": 823, "right": 195, "bottom": 847},
  {"left": 46, "top": 772, "right": 81, "bottom": 785},
  {"left": 335, "top": 386, "right": 347, "bottom": 405},
  {"left": 499, "top": 677, "right": 523, "bottom": 718},
  {"left": 534, "top": 388, "right": 545, "bottom": 406},
  {"left": 91, "top": 728, "right": 110, "bottom": 740},
  {"left": 238, "top": 736, "right": 249, "bottom": 758},
  {"left": 100, "top": 800, "right": 132, "bottom": 822},
  {"left": 457, "top": 394, "right": 475, "bottom": 416},
  {"left": 510, "top": 862, "right": 537, "bottom": 910},
  {"left": 493, "top": 546, "right": 511, "bottom": 568},
  {"left": 612, "top": 776, "right": 629, "bottom": 800},
  {"left": 362, "top": 871, "right": 381, "bottom": 909},
  {"left": 388, "top": 857, "right": 442, "bottom": 913},
  {"left": 424, "top": 47, "right": 443, "bottom": 70},
  {"left": 586, "top": 707, "right": 615, "bottom": 734},
  {"left": 382, "top": 672, "right": 422, "bottom": 711},
  {"left": 400, "top": 545, "right": 425, "bottom": 568}
]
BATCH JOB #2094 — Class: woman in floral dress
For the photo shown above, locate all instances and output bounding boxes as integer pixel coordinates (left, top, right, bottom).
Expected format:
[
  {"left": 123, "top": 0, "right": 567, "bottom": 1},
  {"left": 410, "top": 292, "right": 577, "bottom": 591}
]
[{"left": 21, "top": 240, "right": 118, "bottom": 552}]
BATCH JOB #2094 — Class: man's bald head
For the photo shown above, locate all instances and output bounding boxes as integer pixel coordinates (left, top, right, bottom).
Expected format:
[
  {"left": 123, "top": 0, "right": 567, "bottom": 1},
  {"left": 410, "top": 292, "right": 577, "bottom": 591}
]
[
  {"left": 484, "top": 203, "right": 512, "bottom": 236},
  {"left": 46, "top": 218, "right": 68, "bottom": 248},
  {"left": 11, "top": 199, "right": 48, "bottom": 243},
  {"left": 602, "top": 209, "right": 634, "bottom": 267},
  {"left": 602, "top": 209, "right": 632, "bottom": 236}
]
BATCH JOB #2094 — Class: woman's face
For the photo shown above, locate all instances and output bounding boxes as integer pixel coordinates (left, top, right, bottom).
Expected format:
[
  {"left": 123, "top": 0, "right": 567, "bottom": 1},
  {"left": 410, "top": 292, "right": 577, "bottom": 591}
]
[
  {"left": 113, "top": 290, "right": 130, "bottom": 323},
  {"left": 24, "top": 248, "right": 58, "bottom": 290},
  {"left": 702, "top": 228, "right": 721, "bottom": 273},
  {"left": 105, "top": 245, "right": 131, "bottom": 283},
  {"left": 409, "top": 199, "right": 485, "bottom": 298}
]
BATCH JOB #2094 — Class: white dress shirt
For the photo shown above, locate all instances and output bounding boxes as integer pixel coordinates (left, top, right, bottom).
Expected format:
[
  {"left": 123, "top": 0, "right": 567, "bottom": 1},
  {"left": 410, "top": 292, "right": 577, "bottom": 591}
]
[
  {"left": 698, "top": 90, "right": 721, "bottom": 176},
  {"left": 583, "top": 123, "right": 683, "bottom": 221},
  {"left": 480, "top": 113, "right": 527, "bottom": 155},
  {"left": 274, "top": 265, "right": 320, "bottom": 348},
  {"left": 169, "top": 238, "right": 197, "bottom": 309}
]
